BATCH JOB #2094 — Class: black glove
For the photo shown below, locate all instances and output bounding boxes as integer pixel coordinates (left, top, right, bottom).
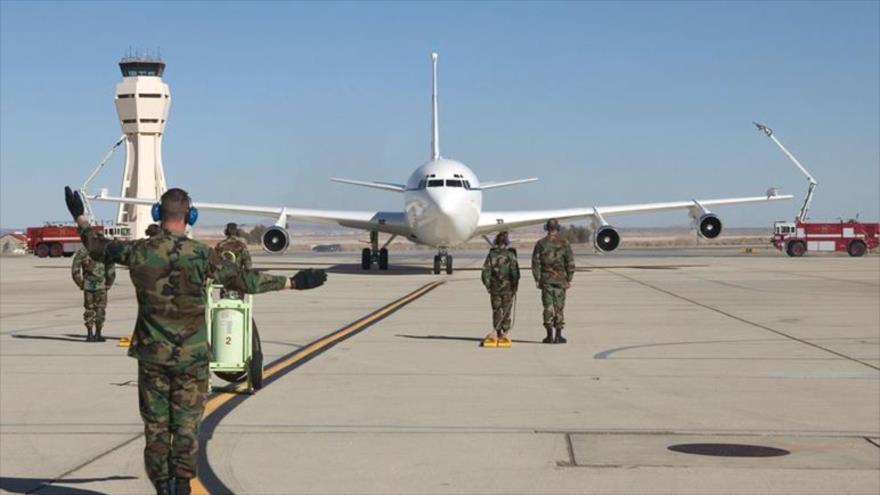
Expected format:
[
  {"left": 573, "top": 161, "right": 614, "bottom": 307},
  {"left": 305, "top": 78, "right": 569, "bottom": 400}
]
[
  {"left": 291, "top": 269, "right": 327, "bottom": 290},
  {"left": 64, "top": 186, "right": 85, "bottom": 220}
]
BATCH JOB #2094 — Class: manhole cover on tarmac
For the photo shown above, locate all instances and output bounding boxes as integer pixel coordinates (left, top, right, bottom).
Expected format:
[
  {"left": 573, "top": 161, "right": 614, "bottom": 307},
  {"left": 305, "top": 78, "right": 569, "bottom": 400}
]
[
  {"left": 668, "top": 443, "right": 790, "bottom": 457},
  {"left": 567, "top": 434, "right": 878, "bottom": 469}
]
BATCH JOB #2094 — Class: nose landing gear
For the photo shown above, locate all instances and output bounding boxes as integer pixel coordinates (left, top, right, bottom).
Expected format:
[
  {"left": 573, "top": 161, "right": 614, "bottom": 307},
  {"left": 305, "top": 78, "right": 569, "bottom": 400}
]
[
  {"left": 361, "top": 231, "right": 394, "bottom": 270},
  {"left": 433, "top": 249, "right": 453, "bottom": 275}
]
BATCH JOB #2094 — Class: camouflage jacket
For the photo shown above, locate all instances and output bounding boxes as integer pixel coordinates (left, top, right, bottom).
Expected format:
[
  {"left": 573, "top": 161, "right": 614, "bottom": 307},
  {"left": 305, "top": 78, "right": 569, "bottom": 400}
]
[
  {"left": 79, "top": 225, "right": 287, "bottom": 367},
  {"left": 71, "top": 247, "right": 115, "bottom": 291},
  {"left": 215, "top": 236, "right": 252, "bottom": 271},
  {"left": 482, "top": 247, "right": 520, "bottom": 294},
  {"left": 531, "top": 235, "right": 575, "bottom": 287}
]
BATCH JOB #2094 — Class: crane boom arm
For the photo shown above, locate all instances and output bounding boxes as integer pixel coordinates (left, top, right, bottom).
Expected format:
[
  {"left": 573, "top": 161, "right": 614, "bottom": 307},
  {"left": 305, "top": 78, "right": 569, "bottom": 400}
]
[{"left": 754, "top": 122, "right": 817, "bottom": 222}]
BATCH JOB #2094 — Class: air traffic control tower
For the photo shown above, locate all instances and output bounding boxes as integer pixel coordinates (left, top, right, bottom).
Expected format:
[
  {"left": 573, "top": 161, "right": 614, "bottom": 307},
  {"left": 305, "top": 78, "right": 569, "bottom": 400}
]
[{"left": 114, "top": 56, "right": 170, "bottom": 238}]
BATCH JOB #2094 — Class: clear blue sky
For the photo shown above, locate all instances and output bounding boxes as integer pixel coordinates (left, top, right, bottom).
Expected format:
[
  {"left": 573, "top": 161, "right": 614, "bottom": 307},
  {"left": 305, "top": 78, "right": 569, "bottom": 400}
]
[{"left": 2, "top": 0, "right": 878, "bottom": 229}]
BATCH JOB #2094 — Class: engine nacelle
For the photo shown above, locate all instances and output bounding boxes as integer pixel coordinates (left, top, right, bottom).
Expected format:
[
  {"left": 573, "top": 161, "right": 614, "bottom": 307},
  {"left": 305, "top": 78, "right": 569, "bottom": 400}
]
[
  {"left": 698, "top": 214, "right": 722, "bottom": 239},
  {"left": 261, "top": 226, "right": 290, "bottom": 253},
  {"left": 594, "top": 226, "right": 621, "bottom": 252}
]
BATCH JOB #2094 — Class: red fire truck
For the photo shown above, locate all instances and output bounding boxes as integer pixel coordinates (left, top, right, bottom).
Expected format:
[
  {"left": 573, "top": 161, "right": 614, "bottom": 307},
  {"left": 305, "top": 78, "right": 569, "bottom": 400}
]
[
  {"left": 772, "top": 220, "right": 879, "bottom": 257},
  {"left": 26, "top": 223, "right": 131, "bottom": 258},
  {"left": 755, "top": 123, "right": 879, "bottom": 257}
]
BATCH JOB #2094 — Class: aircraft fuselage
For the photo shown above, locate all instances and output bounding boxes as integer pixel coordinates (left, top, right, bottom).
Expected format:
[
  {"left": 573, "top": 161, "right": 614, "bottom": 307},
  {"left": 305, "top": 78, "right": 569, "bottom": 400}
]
[{"left": 404, "top": 158, "right": 482, "bottom": 248}]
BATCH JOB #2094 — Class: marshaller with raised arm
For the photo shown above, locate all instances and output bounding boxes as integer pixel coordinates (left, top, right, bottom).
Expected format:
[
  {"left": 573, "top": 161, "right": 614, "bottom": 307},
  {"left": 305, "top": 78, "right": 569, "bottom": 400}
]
[{"left": 64, "top": 186, "right": 326, "bottom": 495}]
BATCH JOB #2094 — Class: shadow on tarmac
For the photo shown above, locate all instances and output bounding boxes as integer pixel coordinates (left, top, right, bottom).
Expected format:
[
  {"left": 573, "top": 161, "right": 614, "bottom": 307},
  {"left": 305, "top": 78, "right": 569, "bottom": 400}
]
[
  {"left": 11, "top": 333, "right": 121, "bottom": 343},
  {"left": 396, "top": 334, "right": 545, "bottom": 344},
  {"left": 0, "top": 476, "right": 136, "bottom": 494}
]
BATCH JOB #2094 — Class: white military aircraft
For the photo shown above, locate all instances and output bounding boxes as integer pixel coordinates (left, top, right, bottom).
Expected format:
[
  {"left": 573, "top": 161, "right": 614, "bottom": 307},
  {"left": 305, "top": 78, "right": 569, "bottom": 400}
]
[{"left": 93, "top": 52, "right": 791, "bottom": 274}]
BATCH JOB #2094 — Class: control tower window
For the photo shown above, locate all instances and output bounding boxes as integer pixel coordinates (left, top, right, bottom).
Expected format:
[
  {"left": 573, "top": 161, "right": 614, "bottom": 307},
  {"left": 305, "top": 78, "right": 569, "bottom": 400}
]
[
  {"left": 446, "top": 180, "right": 463, "bottom": 188},
  {"left": 119, "top": 59, "right": 166, "bottom": 78},
  {"left": 427, "top": 180, "right": 444, "bottom": 188}
]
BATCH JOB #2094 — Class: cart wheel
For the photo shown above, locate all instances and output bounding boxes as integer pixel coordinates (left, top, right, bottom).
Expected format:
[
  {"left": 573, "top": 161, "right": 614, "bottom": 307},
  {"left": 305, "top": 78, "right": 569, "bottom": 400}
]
[
  {"left": 250, "top": 352, "right": 263, "bottom": 390},
  {"left": 251, "top": 320, "right": 263, "bottom": 390},
  {"left": 215, "top": 371, "right": 246, "bottom": 383},
  {"left": 847, "top": 240, "right": 867, "bottom": 257}
]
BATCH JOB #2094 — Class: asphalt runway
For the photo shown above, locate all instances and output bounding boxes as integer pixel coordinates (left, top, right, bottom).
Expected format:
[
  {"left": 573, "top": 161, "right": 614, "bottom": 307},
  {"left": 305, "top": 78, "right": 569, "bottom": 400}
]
[{"left": 1, "top": 248, "right": 878, "bottom": 494}]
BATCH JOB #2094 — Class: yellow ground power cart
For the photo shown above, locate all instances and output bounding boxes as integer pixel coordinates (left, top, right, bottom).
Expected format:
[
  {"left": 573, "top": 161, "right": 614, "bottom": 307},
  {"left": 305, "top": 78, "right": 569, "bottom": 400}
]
[{"left": 206, "top": 284, "right": 264, "bottom": 393}]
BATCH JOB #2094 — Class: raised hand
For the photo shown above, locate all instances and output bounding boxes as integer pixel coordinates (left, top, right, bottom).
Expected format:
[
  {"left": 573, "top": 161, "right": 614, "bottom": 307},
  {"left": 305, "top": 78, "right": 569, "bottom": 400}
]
[{"left": 64, "top": 186, "right": 85, "bottom": 221}]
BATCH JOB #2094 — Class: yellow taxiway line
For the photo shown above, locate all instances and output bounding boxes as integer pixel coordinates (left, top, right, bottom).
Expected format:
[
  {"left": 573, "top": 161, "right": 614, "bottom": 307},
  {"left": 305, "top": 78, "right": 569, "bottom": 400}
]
[{"left": 192, "top": 280, "right": 444, "bottom": 495}]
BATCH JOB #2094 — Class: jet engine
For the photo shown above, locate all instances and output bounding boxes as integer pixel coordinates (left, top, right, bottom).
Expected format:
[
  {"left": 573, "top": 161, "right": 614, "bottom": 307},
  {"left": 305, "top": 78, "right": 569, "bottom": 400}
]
[
  {"left": 261, "top": 226, "right": 290, "bottom": 253},
  {"left": 698, "top": 214, "right": 722, "bottom": 239},
  {"left": 594, "top": 226, "right": 621, "bottom": 252}
]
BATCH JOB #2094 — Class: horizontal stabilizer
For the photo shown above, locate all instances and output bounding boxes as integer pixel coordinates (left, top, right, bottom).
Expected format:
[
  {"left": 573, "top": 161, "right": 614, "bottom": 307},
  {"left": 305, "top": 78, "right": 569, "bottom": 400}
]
[
  {"left": 331, "top": 178, "right": 406, "bottom": 193},
  {"left": 480, "top": 178, "right": 538, "bottom": 190}
]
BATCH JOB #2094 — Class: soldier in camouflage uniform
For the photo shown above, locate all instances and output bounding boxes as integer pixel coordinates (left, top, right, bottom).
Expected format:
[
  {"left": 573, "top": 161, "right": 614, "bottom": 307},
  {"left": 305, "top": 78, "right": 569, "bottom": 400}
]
[
  {"left": 215, "top": 222, "right": 251, "bottom": 270},
  {"left": 531, "top": 218, "right": 575, "bottom": 344},
  {"left": 64, "top": 186, "right": 327, "bottom": 495},
  {"left": 481, "top": 231, "right": 520, "bottom": 344},
  {"left": 71, "top": 246, "right": 115, "bottom": 342}
]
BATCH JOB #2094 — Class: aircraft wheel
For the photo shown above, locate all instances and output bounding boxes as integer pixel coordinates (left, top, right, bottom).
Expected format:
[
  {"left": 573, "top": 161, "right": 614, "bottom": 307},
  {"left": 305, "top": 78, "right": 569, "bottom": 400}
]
[
  {"left": 848, "top": 240, "right": 867, "bottom": 257},
  {"left": 433, "top": 255, "right": 441, "bottom": 275},
  {"left": 35, "top": 244, "right": 49, "bottom": 258},
  {"left": 49, "top": 243, "right": 63, "bottom": 258},
  {"left": 361, "top": 248, "right": 372, "bottom": 270},
  {"left": 787, "top": 240, "right": 806, "bottom": 257},
  {"left": 445, "top": 254, "right": 453, "bottom": 274},
  {"left": 378, "top": 248, "right": 389, "bottom": 270}
]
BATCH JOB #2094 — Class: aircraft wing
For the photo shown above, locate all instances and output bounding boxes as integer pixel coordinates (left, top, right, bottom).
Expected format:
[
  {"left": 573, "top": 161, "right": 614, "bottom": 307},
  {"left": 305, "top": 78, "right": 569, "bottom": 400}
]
[
  {"left": 475, "top": 193, "right": 793, "bottom": 234},
  {"left": 89, "top": 194, "right": 412, "bottom": 236}
]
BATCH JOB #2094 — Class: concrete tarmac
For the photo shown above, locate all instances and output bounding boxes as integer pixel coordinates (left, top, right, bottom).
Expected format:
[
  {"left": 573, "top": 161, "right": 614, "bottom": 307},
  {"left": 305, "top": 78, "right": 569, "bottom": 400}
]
[{"left": 1, "top": 248, "right": 878, "bottom": 494}]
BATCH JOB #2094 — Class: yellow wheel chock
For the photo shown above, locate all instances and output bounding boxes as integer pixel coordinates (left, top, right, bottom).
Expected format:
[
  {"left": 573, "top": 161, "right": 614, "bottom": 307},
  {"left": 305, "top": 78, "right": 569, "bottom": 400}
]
[
  {"left": 117, "top": 335, "right": 132, "bottom": 348},
  {"left": 482, "top": 333, "right": 498, "bottom": 348},
  {"left": 496, "top": 335, "right": 512, "bottom": 348}
]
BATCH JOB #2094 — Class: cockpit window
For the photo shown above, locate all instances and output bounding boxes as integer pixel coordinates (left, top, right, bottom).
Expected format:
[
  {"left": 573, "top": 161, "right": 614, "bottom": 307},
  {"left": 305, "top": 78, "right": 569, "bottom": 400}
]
[
  {"left": 418, "top": 180, "right": 426, "bottom": 190},
  {"left": 446, "top": 179, "right": 463, "bottom": 187},
  {"left": 463, "top": 181, "right": 471, "bottom": 190},
  {"left": 427, "top": 180, "right": 444, "bottom": 187}
]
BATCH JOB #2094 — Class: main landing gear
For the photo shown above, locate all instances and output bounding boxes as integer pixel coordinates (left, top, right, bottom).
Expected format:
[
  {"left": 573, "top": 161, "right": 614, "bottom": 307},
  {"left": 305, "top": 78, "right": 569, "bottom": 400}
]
[
  {"left": 433, "top": 249, "right": 453, "bottom": 275},
  {"left": 361, "top": 231, "right": 395, "bottom": 270}
]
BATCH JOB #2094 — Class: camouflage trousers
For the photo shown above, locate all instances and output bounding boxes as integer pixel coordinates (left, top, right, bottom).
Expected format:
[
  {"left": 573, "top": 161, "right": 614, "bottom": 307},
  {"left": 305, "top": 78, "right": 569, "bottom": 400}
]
[
  {"left": 138, "top": 361, "right": 209, "bottom": 485},
  {"left": 82, "top": 289, "right": 107, "bottom": 329},
  {"left": 541, "top": 286, "right": 567, "bottom": 329},
  {"left": 490, "top": 292, "right": 515, "bottom": 333}
]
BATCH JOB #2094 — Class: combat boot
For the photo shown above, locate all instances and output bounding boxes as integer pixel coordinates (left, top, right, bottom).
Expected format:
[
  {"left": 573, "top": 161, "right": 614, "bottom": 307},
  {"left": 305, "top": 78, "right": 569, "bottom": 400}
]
[
  {"left": 93, "top": 324, "right": 106, "bottom": 342},
  {"left": 554, "top": 327, "right": 567, "bottom": 344},
  {"left": 174, "top": 477, "right": 192, "bottom": 495},
  {"left": 154, "top": 479, "right": 171, "bottom": 495},
  {"left": 85, "top": 325, "right": 94, "bottom": 342},
  {"left": 542, "top": 326, "right": 554, "bottom": 344}
]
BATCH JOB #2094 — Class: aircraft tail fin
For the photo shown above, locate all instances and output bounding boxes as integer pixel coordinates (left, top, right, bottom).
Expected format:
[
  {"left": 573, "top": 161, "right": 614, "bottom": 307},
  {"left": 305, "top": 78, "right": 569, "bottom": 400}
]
[{"left": 431, "top": 52, "right": 440, "bottom": 161}]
